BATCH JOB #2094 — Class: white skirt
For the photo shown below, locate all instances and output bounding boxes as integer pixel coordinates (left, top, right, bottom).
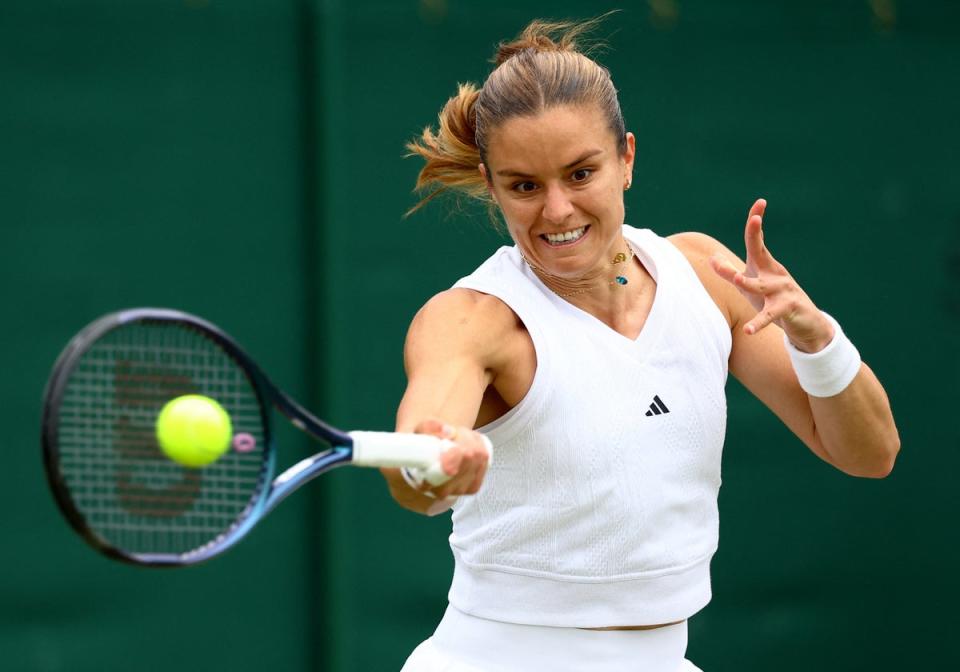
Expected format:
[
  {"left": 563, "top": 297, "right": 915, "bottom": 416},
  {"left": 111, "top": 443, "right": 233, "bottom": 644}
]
[{"left": 401, "top": 605, "right": 703, "bottom": 672}]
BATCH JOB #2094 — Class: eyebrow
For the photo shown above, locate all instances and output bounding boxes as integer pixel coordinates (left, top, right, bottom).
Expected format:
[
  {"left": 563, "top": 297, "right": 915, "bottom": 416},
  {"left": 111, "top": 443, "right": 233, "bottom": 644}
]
[{"left": 494, "top": 149, "right": 604, "bottom": 178}]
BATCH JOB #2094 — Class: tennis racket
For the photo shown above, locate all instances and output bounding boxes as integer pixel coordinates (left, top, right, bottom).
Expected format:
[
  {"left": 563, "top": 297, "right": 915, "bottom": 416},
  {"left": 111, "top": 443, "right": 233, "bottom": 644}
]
[{"left": 41, "top": 308, "right": 485, "bottom": 567}]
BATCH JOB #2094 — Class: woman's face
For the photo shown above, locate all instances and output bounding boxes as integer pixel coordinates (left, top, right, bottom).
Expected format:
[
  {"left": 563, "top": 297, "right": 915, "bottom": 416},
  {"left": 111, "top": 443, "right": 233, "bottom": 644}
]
[{"left": 481, "top": 104, "right": 635, "bottom": 281}]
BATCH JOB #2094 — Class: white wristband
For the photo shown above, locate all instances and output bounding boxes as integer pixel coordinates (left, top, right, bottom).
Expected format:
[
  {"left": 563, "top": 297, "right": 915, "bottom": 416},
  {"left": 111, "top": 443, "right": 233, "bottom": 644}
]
[{"left": 784, "top": 313, "right": 861, "bottom": 398}]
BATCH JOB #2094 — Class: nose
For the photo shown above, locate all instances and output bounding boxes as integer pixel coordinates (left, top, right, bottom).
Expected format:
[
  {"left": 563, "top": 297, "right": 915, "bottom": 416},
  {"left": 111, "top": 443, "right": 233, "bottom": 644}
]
[{"left": 541, "top": 183, "right": 574, "bottom": 225}]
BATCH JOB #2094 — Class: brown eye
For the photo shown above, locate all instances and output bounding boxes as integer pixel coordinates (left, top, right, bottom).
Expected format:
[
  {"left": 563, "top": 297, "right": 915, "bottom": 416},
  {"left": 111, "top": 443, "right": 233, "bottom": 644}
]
[
  {"left": 571, "top": 168, "right": 593, "bottom": 182},
  {"left": 512, "top": 181, "right": 537, "bottom": 193}
]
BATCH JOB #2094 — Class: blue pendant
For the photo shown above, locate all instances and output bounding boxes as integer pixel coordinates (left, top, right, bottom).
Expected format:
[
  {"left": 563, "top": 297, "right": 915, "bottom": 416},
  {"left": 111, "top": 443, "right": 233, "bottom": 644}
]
[{"left": 616, "top": 276, "right": 628, "bottom": 285}]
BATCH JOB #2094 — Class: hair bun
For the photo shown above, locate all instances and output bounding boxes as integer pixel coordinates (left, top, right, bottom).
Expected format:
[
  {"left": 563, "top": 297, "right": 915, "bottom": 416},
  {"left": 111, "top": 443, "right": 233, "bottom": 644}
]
[
  {"left": 492, "top": 17, "right": 605, "bottom": 66},
  {"left": 494, "top": 34, "right": 564, "bottom": 66},
  {"left": 491, "top": 21, "right": 583, "bottom": 66}
]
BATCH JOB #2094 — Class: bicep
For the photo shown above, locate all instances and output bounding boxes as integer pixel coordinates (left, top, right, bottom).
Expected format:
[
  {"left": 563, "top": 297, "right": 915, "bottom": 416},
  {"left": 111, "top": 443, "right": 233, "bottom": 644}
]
[
  {"left": 395, "top": 290, "right": 498, "bottom": 432},
  {"left": 671, "top": 232, "right": 828, "bottom": 462}
]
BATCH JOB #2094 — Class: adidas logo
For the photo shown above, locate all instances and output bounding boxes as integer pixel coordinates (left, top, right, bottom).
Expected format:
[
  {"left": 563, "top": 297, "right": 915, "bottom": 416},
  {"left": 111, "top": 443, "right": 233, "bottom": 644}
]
[{"left": 644, "top": 395, "right": 670, "bottom": 417}]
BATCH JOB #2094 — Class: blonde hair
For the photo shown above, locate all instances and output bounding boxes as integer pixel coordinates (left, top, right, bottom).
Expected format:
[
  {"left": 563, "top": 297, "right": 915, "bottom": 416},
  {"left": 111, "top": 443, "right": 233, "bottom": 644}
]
[{"left": 406, "top": 16, "right": 626, "bottom": 215}]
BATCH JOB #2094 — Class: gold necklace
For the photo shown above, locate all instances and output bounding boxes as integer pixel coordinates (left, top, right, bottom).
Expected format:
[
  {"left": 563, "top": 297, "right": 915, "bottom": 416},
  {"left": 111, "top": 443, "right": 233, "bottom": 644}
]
[{"left": 522, "top": 246, "right": 635, "bottom": 298}]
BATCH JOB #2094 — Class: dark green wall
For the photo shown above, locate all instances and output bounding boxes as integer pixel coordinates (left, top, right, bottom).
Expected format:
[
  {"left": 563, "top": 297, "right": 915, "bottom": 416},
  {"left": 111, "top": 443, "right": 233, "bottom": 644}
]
[
  {"left": 2, "top": 1, "right": 958, "bottom": 670},
  {"left": 1, "top": 2, "right": 316, "bottom": 670}
]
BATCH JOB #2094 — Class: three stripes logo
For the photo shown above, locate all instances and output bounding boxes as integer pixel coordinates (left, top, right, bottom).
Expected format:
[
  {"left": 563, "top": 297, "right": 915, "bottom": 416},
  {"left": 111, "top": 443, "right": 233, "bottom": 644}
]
[{"left": 644, "top": 395, "right": 670, "bottom": 417}]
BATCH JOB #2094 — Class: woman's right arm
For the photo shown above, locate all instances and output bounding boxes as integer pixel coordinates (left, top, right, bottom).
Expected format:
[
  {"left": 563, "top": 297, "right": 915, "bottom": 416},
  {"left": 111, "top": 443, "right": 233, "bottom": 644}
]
[{"left": 382, "top": 288, "right": 514, "bottom": 516}]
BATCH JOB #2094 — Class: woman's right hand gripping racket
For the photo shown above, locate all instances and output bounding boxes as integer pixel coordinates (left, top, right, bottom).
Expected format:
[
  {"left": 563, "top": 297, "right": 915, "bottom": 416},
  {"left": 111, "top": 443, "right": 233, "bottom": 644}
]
[{"left": 41, "top": 308, "right": 491, "bottom": 567}]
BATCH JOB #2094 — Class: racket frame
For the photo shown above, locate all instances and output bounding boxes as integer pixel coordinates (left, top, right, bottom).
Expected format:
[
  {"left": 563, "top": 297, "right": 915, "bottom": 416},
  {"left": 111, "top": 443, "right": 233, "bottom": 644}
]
[{"left": 42, "top": 308, "right": 357, "bottom": 567}]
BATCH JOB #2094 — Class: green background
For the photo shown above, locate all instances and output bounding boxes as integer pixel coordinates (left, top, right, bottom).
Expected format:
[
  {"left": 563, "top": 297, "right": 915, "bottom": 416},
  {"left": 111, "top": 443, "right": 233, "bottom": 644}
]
[{"left": 2, "top": 1, "right": 958, "bottom": 670}]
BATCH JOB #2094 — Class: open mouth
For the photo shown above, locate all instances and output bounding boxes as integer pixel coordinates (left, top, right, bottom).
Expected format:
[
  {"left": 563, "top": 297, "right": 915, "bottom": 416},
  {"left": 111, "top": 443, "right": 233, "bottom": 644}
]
[{"left": 541, "top": 225, "right": 589, "bottom": 246}]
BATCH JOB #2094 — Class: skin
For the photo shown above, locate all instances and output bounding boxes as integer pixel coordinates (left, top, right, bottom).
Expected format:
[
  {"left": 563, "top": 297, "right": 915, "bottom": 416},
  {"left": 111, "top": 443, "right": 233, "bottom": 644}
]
[{"left": 382, "top": 103, "right": 900, "bottom": 628}]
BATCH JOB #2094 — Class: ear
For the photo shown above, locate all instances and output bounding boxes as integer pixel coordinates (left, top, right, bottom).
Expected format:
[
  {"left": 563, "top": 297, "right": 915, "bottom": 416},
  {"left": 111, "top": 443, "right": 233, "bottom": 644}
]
[
  {"left": 479, "top": 163, "right": 498, "bottom": 205},
  {"left": 622, "top": 132, "right": 637, "bottom": 186}
]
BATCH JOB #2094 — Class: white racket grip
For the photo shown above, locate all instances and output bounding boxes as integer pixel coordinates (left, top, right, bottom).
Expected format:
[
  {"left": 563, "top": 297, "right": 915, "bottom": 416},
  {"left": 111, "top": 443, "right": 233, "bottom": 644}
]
[
  {"left": 350, "top": 431, "right": 451, "bottom": 469},
  {"left": 348, "top": 431, "right": 492, "bottom": 488}
]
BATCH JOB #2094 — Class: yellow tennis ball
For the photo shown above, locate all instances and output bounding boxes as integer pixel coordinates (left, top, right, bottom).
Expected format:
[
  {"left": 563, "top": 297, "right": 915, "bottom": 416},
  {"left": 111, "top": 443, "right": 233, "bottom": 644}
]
[{"left": 155, "top": 395, "right": 233, "bottom": 468}]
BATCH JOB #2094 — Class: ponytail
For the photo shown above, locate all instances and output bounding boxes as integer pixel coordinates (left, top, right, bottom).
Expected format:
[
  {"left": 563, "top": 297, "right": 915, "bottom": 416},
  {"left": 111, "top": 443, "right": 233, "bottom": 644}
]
[{"left": 406, "top": 83, "right": 487, "bottom": 215}]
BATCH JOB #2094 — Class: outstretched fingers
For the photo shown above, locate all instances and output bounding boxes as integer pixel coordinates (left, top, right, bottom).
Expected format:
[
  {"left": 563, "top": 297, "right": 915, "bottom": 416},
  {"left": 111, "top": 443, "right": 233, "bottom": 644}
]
[{"left": 708, "top": 198, "right": 815, "bottom": 337}]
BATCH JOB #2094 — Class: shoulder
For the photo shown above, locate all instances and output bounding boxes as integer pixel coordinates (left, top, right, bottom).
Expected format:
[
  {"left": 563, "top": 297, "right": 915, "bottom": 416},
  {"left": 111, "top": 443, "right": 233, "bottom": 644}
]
[
  {"left": 405, "top": 288, "right": 524, "bottom": 371},
  {"left": 666, "top": 231, "right": 743, "bottom": 329},
  {"left": 413, "top": 287, "right": 521, "bottom": 336},
  {"left": 667, "top": 231, "right": 741, "bottom": 264}
]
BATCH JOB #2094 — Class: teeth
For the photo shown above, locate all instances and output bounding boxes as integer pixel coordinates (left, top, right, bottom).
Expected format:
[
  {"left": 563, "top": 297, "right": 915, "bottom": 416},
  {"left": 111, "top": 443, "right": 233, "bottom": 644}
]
[{"left": 544, "top": 227, "right": 586, "bottom": 244}]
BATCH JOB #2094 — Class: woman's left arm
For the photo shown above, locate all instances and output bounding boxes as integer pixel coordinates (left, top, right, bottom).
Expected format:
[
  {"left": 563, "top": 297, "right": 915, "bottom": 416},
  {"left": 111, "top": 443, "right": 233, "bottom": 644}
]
[{"left": 671, "top": 199, "right": 900, "bottom": 478}]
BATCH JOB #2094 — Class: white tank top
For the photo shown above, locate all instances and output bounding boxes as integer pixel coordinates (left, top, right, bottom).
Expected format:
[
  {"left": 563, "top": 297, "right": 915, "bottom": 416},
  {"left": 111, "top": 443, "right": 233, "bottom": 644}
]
[{"left": 449, "top": 226, "right": 732, "bottom": 628}]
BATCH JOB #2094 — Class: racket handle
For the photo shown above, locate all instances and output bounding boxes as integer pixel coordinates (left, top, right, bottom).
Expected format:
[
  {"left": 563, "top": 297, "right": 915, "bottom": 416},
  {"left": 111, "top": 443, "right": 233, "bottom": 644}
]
[
  {"left": 348, "top": 431, "right": 492, "bottom": 487},
  {"left": 350, "top": 431, "right": 452, "bottom": 470}
]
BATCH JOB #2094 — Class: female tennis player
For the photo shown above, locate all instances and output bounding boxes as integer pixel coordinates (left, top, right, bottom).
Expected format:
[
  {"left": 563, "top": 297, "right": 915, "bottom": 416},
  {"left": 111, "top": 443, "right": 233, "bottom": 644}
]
[{"left": 382, "top": 17, "right": 900, "bottom": 672}]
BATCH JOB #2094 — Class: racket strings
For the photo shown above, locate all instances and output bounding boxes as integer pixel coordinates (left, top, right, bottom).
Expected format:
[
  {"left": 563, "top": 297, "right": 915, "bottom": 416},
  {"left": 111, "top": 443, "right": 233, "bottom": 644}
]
[{"left": 56, "top": 321, "right": 268, "bottom": 557}]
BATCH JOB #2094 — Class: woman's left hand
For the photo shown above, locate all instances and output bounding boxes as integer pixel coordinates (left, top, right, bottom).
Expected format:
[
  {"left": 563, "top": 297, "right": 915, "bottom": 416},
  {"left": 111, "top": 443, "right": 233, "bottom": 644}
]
[{"left": 709, "top": 198, "right": 834, "bottom": 353}]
